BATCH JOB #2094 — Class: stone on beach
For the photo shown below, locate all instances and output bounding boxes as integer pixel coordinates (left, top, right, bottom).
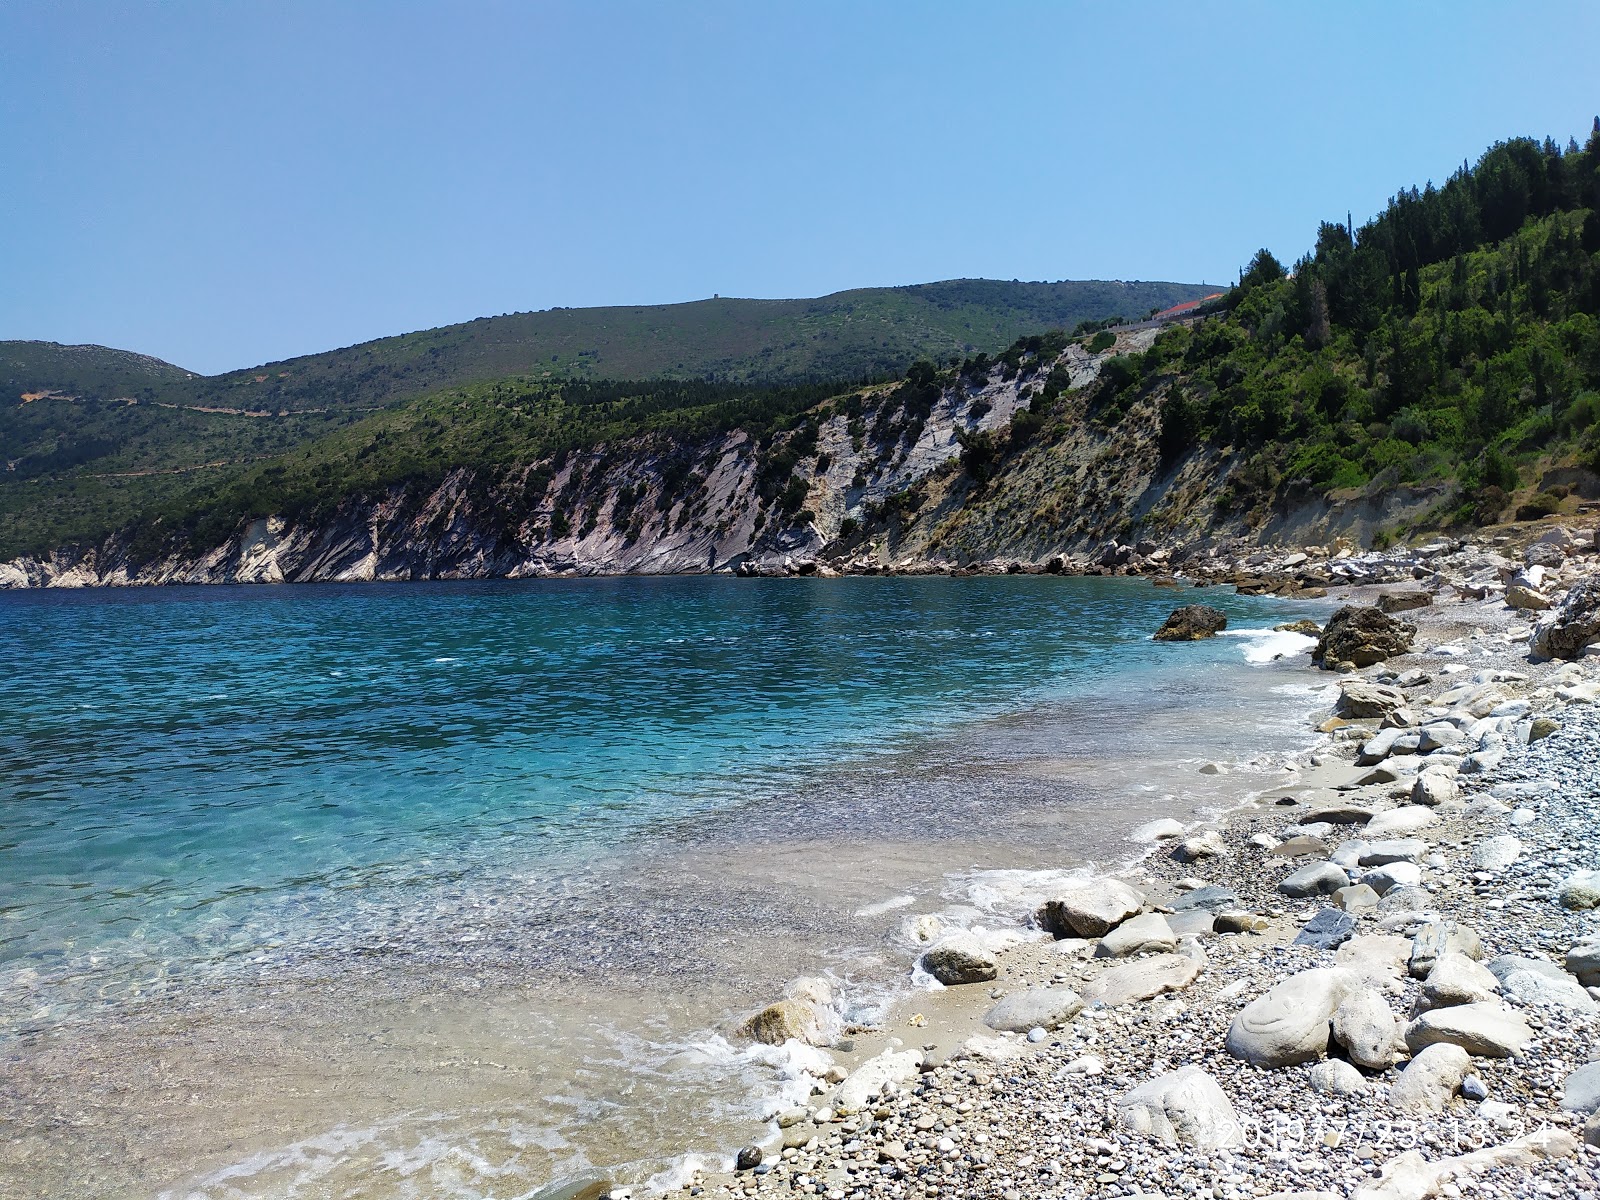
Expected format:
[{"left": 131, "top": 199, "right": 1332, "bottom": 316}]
[
  {"left": 1360, "top": 861, "right": 1422, "bottom": 896},
  {"left": 1308, "top": 1058, "right": 1368, "bottom": 1096},
  {"left": 1278, "top": 861, "right": 1350, "bottom": 898},
  {"left": 1313, "top": 605, "right": 1417, "bottom": 669},
  {"left": 1419, "top": 952, "right": 1502, "bottom": 1011},
  {"left": 1529, "top": 574, "right": 1600, "bottom": 659},
  {"left": 1225, "top": 967, "right": 1360, "bottom": 1068},
  {"left": 982, "top": 986, "right": 1084, "bottom": 1033},
  {"left": 1153, "top": 605, "right": 1228, "bottom": 641},
  {"left": 1404, "top": 1001, "right": 1534, "bottom": 1058},
  {"left": 1172, "top": 830, "right": 1228, "bottom": 862},
  {"left": 1336, "top": 679, "right": 1408, "bottom": 719},
  {"left": 1567, "top": 935, "right": 1600, "bottom": 987},
  {"left": 1487, "top": 955, "right": 1598, "bottom": 1012},
  {"left": 1293, "top": 908, "right": 1357, "bottom": 950},
  {"left": 1094, "top": 912, "right": 1177, "bottom": 958},
  {"left": 1561, "top": 1062, "right": 1600, "bottom": 1115},
  {"left": 740, "top": 999, "right": 827, "bottom": 1047},
  {"left": 1335, "top": 883, "right": 1381, "bottom": 915},
  {"left": 1036, "top": 878, "right": 1145, "bottom": 938},
  {"left": 1117, "top": 1065, "right": 1243, "bottom": 1148},
  {"left": 831, "top": 1048, "right": 922, "bottom": 1112},
  {"left": 1389, "top": 1042, "right": 1473, "bottom": 1114},
  {"left": 1084, "top": 953, "right": 1201, "bottom": 1006},
  {"left": 919, "top": 934, "right": 998, "bottom": 985},
  {"left": 1559, "top": 869, "right": 1600, "bottom": 910},
  {"left": 1332, "top": 985, "right": 1400, "bottom": 1069},
  {"left": 1411, "top": 770, "right": 1458, "bottom": 807},
  {"left": 1361, "top": 806, "right": 1437, "bottom": 838},
  {"left": 1409, "top": 921, "right": 1484, "bottom": 979}
]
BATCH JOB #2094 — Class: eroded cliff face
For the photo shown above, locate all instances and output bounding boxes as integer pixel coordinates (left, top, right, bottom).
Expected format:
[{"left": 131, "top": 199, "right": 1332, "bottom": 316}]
[{"left": 0, "top": 326, "right": 1436, "bottom": 589}]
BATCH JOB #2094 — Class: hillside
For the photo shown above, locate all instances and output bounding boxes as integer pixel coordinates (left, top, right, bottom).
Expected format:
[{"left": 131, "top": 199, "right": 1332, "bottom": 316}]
[
  {"left": 5, "top": 127, "right": 1598, "bottom": 586},
  {"left": 0, "top": 278, "right": 1210, "bottom": 558}
]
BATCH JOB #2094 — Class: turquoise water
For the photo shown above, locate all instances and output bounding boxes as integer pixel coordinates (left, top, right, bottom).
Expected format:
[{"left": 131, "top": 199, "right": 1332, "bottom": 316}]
[
  {"left": 1, "top": 575, "right": 1334, "bottom": 1197},
  {"left": 0, "top": 575, "right": 1316, "bottom": 1028}
]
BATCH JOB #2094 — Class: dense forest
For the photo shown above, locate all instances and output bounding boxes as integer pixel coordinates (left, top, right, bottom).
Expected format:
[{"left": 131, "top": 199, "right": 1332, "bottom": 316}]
[{"left": 1124, "top": 128, "right": 1600, "bottom": 534}]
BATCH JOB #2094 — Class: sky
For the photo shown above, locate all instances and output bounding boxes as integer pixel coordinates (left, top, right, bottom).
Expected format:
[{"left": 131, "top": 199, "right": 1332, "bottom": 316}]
[{"left": 3, "top": 2, "right": 1598, "bottom": 375}]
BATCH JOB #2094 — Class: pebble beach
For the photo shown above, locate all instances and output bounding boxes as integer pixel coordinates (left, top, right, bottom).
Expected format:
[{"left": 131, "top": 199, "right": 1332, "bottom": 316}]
[{"left": 650, "top": 528, "right": 1600, "bottom": 1200}]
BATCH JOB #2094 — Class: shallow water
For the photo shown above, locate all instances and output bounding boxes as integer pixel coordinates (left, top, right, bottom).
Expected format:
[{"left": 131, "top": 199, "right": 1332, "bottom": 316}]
[{"left": 0, "top": 576, "right": 1333, "bottom": 1198}]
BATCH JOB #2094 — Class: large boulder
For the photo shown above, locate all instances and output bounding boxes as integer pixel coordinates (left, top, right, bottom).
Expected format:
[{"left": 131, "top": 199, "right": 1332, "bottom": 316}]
[
  {"left": 832, "top": 1048, "right": 922, "bottom": 1112},
  {"left": 1404, "top": 1001, "right": 1534, "bottom": 1058},
  {"left": 919, "top": 934, "right": 998, "bottom": 985},
  {"left": 1085, "top": 953, "right": 1201, "bottom": 1006},
  {"left": 1153, "top": 605, "right": 1228, "bottom": 642},
  {"left": 1332, "top": 985, "right": 1400, "bottom": 1069},
  {"left": 1037, "top": 878, "right": 1145, "bottom": 938},
  {"left": 1418, "top": 952, "right": 1501, "bottom": 1011},
  {"left": 1390, "top": 1042, "right": 1472, "bottom": 1114},
  {"left": 983, "top": 986, "right": 1085, "bottom": 1032},
  {"left": 1530, "top": 575, "right": 1600, "bottom": 660},
  {"left": 1559, "top": 869, "right": 1600, "bottom": 910},
  {"left": 1487, "top": 955, "right": 1598, "bottom": 1012},
  {"left": 1313, "top": 606, "right": 1417, "bottom": 669},
  {"left": 1567, "top": 935, "right": 1600, "bottom": 988},
  {"left": 1225, "top": 967, "right": 1360, "bottom": 1068},
  {"left": 1562, "top": 1063, "right": 1600, "bottom": 1115},
  {"left": 1117, "top": 1066, "right": 1243, "bottom": 1148},
  {"left": 1336, "top": 680, "right": 1408, "bottom": 719},
  {"left": 1095, "top": 912, "right": 1178, "bottom": 958},
  {"left": 1279, "top": 861, "right": 1352, "bottom": 898}
]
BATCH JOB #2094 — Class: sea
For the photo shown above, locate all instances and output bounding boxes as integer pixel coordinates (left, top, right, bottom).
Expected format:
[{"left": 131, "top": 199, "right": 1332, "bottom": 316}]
[{"left": 0, "top": 575, "right": 1335, "bottom": 1199}]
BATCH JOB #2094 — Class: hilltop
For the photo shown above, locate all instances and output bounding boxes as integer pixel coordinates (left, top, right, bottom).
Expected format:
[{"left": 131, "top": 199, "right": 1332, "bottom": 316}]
[
  {"left": 5, "top": 126, "right": 1599, "bottom": 586},
  {"left": 0, "top": 278, "right": 1210, "bottom": 558}
]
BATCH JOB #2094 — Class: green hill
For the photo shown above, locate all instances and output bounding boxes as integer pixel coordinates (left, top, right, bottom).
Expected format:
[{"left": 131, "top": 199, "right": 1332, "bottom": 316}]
[{"left": 0, "top": 278, "right": 1211, "bottom": 558}]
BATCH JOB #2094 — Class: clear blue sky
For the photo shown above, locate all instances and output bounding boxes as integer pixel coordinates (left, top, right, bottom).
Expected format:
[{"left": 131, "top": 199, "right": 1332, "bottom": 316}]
[{"left": 3, "top": 1, "right": 1597, "bottom": 375}]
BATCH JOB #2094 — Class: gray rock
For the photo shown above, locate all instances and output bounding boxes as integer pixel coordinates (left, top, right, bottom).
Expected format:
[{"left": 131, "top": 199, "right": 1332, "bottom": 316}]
[
  {"left": 1307, "top": 1059, "right": 1367, "bottom": 1097},
  {"left": 1587, "top": 1111, "right": 1600, "bottom": 1149},
  {"left": 1336, "top": 679, "right": 1408, "bottom": 719},
  {"left": 1168, "top": 908, "right": 1220, "bottom": 938},
  {"left": 1390, "top": 1042, "right": 1472, "bottom": 1114},
  {"left": 1560, "top": 869, "right": 1600, "bottom": 910},
  {"left": 1334, "top": 883, "right": 1381, "bottom": 915},
  {"left": 1084, "top": 953, "right": 1201, "bottom": 1006},
  {"left": 1471, "top": 834, "right": 1524, "bottom": 873},
  {"left": 1461, "top": 1074, "right": 1489, "bottom": 1102},
  {"left": 920, "top": 934, "right": 998, "bottom": 985},
  {"left": 1419, "top": 951, "right": 1501, "bottom": 1010},
  {"left": 1416, "top": 722, "right": 1466, "bottom": 752},
  {"left": 1153, "top": 605, "right": 1228, "bottom": 642},
  {"left": 735, "top": 1145, "right": 763, "bottom": 1171},
  {"left": 1278, "top": 861, "right": 1350, "bottom": 898},
  {"left": 1331, "top": 986, "right": 1399, "bottom": 1069},
  {"left": 1037, "top": 878, "right": 1145, "bottom": 938},
  {"left": 1409, "top": 921, "right": 1483, "bottom": 979},
  {"left": 1529, "top": 574, "right": 1600, "bottom": 659},
  {"left": 983, "top": 987, "right": 1085, "bottom": 1033},
  {"left": 1314, "top": 606, "right": 1417, "bottom": 670},
  {"left": 1404, "top": 1001, "right": 1534, "bottom": 1058},
  {"left": 1117, "top": 1065, "right": 1243, "bottom": 1148},
  {"left": 1487, "top": 955, "right": 1598, "bottom": 1012},
  {"left": 1172, "top": 830, "right": 1228, "bottom": 862},
  {"left": 1225, "top": 967, "right": 1360, "bottom": 1068},
  {"left": 1560, "top": 1062, "right": 1600, "bottom": 1115},
  {"left": 1566, "top": 936, "right": 1600, "bottom": 988},
  {"left": 1411, "top": 771, "right": 1458, "bottom": 807},
  {"left": 1362, "top": 807, "right": 1437, "bottom": 838},
  {"left": 1358, "top": 839, "right": 1428, "bottom": 866},
  {"left": 1170, "top": 885, "right": 1239, "bottom": 913},
  {"left": 1293, "top": 908, "right": 1358, "bottom": 951},
  {"left": 1361, "top": 861, "right": 1422, "bottom": 896},
  {"left": 1095, "top": 912, "right": 1178, "bottom": 958}
]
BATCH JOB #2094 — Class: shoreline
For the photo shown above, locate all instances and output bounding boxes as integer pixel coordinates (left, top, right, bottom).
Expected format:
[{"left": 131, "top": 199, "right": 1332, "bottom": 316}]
[{"left": 641, "top": 533, "right": 1600, "bottom": 1200}]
